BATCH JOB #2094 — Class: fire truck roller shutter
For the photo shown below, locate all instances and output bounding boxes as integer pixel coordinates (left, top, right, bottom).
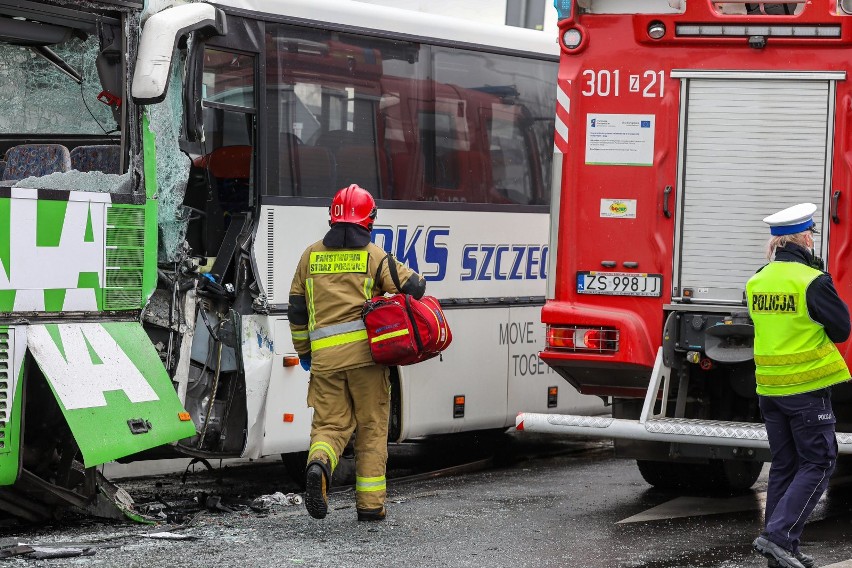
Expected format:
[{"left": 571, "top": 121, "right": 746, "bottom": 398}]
[{"left": 675, "top": 75, "right": 833, "bottom": 304}]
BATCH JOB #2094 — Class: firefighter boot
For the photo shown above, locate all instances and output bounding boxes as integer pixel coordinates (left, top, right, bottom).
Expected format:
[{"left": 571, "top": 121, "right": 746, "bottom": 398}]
[
  {"left": 768, "top": 550, "right": 815, "bottom": 568},
  {"left": 753, "top": 536, "right": 806, "bottom": 568},
  {"left": 356, "top": 506, "right": 386, "bottom": 522},
  {"left": 304, "top": 461, "right": 331, "bottom": 520}
]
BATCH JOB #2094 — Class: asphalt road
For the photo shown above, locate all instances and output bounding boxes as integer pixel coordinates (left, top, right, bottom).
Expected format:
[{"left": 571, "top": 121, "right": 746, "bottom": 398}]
[{"left": 4, "top": 433, "right": 852, "bottom": 567}]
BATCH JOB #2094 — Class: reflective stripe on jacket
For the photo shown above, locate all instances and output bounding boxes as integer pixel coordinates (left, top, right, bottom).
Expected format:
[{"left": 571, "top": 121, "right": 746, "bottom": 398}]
[
  {"left": 289, "top": 241, "right": 420, "bottom": 373},
  {"left": 747, "top": 261, "right": 850, "bottom": 396}
]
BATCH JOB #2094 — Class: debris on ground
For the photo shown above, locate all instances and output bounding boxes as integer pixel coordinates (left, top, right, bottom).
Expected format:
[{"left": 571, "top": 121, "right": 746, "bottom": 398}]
[
  {"left": 250, "top": 492, "right": 304, "bottom": 512},
  {"left": 143, "top": 532, "right": 199, "bottom": 541},
  {"left": 27, "top": 546, "right": 96, "bottom": 559}
]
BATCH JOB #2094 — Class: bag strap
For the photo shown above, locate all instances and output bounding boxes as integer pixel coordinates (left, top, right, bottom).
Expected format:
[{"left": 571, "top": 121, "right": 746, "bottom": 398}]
[{"left": 377, "top": 253, "right": 403, "bottom": 292}]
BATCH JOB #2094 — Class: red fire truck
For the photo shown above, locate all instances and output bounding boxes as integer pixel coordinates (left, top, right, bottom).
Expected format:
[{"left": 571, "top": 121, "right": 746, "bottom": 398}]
[{"left": 517, "top": 0, "right": 852, "bottom": 491}]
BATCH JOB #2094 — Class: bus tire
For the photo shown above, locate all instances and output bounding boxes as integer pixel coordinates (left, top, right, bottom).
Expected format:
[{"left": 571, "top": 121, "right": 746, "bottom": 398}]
[{"left": 281, "top": 451, "right": 309, "bottom": 490}]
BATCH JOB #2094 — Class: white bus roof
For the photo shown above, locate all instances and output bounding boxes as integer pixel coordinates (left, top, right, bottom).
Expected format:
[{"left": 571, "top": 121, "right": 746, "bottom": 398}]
[{"left": 209, "top": 0, "right": 560, "bottom": 58}]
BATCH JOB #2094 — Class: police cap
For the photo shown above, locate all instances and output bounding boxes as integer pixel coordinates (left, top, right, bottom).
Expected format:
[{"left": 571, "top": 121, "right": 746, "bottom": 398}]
[{"left": 763, "top": 203, "right": 819, "bottom": 236}]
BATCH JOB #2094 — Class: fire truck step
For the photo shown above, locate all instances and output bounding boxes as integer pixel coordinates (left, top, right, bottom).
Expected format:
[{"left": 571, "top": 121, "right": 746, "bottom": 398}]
[{"left": 516, "top": 413, "right": 852, "bottom": 454}]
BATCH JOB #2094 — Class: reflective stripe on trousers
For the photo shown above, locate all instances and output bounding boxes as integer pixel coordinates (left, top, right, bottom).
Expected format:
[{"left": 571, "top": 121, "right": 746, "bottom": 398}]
[
  {"left": 355, "top": 475, "right": 386, "bottom": 493},
  {"left": 309, "top": 440, "right": 339, "bottom": 472}
]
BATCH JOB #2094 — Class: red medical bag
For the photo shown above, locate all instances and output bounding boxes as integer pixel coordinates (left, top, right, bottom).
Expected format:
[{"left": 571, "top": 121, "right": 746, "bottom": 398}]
[{"left": 362, "top": 256, "right": 452, "bottom": 365}]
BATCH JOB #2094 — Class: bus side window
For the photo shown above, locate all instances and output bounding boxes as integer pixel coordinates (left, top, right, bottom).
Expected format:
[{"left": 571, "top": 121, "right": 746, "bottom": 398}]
[
  {"left": 419, "top": 111, "right": 459, "bottom": 192},
  {"left": 486, "top": 106, "right": 535, "bottom": 205}
]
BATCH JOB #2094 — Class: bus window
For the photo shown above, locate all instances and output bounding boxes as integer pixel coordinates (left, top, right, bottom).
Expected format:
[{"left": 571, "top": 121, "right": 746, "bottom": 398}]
[
  {"left": 186, "top": 48, "right": 256, "bottom": 261},
  {"left": 487, "top": 105, "right": 535, "bottom": 205},
  {"left": 264, "top": 23, "right": 556, "bottom": 206},
  {"left": 431, "top": 46, "right": 555, "bottom": 206},
  {"left": 265, "top": 25, "right": 392, "bottom": 199},
  {"left": 419, "top": 111, "right": 461, "bottom": 191}
]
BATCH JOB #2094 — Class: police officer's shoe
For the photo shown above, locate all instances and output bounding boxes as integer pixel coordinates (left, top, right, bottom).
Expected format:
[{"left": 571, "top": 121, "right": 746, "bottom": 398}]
[
  {"left": 304, "top": 462, "right": 330, "bottom": 520},
  {"left": 753, "top": 536, "right": 806, "bottom": 568},
  {"left": 768, "top": 550, "right": 815, "bottom": 568},
  {"left": 356, "top": 506, "right": 386, "bottom": 522}
]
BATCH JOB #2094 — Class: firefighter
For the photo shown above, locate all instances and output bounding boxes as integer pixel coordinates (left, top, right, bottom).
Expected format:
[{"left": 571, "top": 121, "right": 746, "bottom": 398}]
[
  {"left": 288, "top": 184, "right": 426, "bottom": 521},
  {"left": 748, "top": 203, "right": 850, "bottom": 568}
]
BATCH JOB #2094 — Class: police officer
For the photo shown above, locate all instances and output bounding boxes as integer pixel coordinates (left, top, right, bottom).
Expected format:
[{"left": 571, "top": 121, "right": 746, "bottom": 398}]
[
  {"left": 288, "top": 184, "right": 426, "bottom": 521},
  {"left": 748, "top": 203, "right": 850, "bottom": 568}
]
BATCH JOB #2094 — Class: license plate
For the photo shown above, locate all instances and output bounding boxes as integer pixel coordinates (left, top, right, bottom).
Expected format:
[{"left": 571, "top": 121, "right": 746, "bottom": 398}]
[{"left": 577, "top": 271, "right": 662, "bottom": 297}]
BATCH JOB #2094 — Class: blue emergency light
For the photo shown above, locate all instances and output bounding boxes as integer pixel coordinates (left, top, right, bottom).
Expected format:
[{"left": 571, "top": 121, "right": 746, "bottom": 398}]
[{"left": 554, "top": 0, "right": 572, "bottom": 20}]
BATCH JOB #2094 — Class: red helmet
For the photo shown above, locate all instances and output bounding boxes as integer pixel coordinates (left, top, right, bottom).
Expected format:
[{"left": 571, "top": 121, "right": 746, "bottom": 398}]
[{"left": 329, "top": 184, "right": 377, "bottom": 230}]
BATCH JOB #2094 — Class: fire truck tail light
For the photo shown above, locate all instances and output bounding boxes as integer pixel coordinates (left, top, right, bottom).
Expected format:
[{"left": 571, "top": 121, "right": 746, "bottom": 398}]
[
  {"left": 546, "top": 326, "right": 619, "bottom": 353},
  {"left": 562, "top": 28, "right": 583, "bottom": 49},
  {"left": 676, "top": 24, "right": 840, "bottom": 38}
]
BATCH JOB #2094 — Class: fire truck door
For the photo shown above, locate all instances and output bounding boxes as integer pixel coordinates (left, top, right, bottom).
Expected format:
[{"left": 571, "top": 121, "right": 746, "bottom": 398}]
[{"left": 671, "top": 71, "right": 843, "bottom": 304}]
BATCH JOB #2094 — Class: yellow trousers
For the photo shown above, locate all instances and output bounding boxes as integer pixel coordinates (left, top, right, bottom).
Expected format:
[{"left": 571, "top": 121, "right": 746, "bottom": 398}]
[{"left": 306, "top": 364, "right": 390, "bottom": 510}]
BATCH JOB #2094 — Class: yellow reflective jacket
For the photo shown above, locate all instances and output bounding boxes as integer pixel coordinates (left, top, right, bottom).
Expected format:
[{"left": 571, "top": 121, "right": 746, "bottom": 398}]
[
  {"left": 289, "top": 241, "right": 422, "bottom": 373},
  {"left": 747, "top": 261, "right": 850, "bottom": 396}
]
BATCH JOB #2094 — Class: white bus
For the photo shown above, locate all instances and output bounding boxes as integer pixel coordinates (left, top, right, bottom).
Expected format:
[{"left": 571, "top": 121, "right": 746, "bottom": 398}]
[{"left": 0, "top": 0, "right": 603, "bottom": 519}]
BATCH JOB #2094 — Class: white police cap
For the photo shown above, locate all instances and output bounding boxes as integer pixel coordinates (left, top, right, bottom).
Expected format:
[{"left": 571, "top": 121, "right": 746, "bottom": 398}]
[{"left": 763, "top": 203, "right": 818, "bottom": 236}]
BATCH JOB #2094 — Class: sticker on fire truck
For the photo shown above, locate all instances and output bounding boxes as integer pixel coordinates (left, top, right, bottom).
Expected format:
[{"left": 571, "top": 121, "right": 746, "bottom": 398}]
[
  {"left": 600, "top": 199, "right": 637, "bottom": 219},
  {"left": 577, "top": 271, "right": 662, "bottom": 297},
  {"left": 585, "top": 114, "right": 655, "bottom": 166}
]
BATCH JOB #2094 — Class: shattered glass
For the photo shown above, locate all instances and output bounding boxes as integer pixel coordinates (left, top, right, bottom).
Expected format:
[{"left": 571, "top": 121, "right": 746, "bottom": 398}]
[
  {"left": 0, "top": 37, "right": 115, "bottom": 135},
  {"left": 148, "top": 51, "right": 191, "bottom": 263},
  {"left": 12, "top": 171, "right": 131, "bottom": 193}
]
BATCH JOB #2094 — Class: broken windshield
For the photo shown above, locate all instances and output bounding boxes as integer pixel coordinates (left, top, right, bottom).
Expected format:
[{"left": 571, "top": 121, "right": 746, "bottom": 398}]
[
  {"left": 0, "top": 36, "right": 115, "bottom": 135},
  {"left": 0, "top": 3, "right": 128, "bottom": 188}
]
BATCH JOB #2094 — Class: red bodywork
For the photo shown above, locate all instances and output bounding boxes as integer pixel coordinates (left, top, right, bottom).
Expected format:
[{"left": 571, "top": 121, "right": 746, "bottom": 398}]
[{"left": 541, "top": 0, "right": 852, "bottom": 398}]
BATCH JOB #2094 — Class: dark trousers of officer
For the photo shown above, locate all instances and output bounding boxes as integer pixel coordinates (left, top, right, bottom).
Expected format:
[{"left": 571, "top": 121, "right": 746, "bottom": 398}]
[{"left": 759, "top": 388, "right": 837, "bottom": 552}]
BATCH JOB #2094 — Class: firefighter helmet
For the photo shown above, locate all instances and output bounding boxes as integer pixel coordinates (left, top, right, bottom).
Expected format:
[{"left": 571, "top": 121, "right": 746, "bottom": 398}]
[{"left": 329, "top": 184, "right": 377, "bottom": 230}]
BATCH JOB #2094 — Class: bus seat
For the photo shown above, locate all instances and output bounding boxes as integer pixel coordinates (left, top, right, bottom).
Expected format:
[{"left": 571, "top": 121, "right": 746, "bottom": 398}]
[
  {"left": 335, "top": 146, "right": 381, "bottom": 193},
  {"left": 70, "top": 145, "right": 121, "bottom": 174},
  {"left": 0, "top": 160, "right": 5, "bottom": 181},
  {"left": 200, "top": 145, "right": 252, "bottom": 213},
  {"left": 202, "top": 145, "right": 252, "bottom": 179},
  {"left": 2, "top": 144, "right": 71, "bottom": 181},
  {"left": 296, "top": 146, "right": 336, "bottom": 197}
]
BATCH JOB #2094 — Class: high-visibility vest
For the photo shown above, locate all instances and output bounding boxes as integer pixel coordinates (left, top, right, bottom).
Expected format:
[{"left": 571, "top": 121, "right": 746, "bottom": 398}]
[{"left": 747, "top": 261, "right": 850, "bottom": 396}]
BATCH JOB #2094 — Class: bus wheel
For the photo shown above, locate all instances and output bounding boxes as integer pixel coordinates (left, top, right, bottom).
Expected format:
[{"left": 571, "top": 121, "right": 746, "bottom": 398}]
[{"left": 281, "top": 451, "right": 308, "bottom": 490}]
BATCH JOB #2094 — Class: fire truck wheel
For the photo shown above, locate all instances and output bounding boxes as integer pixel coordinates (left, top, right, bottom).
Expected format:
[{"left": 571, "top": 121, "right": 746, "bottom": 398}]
[
  {"left": 707, "top": 458, "right": 763, "bottom": 491},
  {"left": 636, "top": 459, "right": 762, "bottom": 492},
  {"left": 636, "top": 459, "right": 705, "bottom": 490}
]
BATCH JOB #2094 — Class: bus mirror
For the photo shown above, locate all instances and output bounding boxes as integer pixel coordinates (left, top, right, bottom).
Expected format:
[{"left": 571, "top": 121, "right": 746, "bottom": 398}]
[{"left": 132, "top": 3, "right": 226, "bottom": 105}]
